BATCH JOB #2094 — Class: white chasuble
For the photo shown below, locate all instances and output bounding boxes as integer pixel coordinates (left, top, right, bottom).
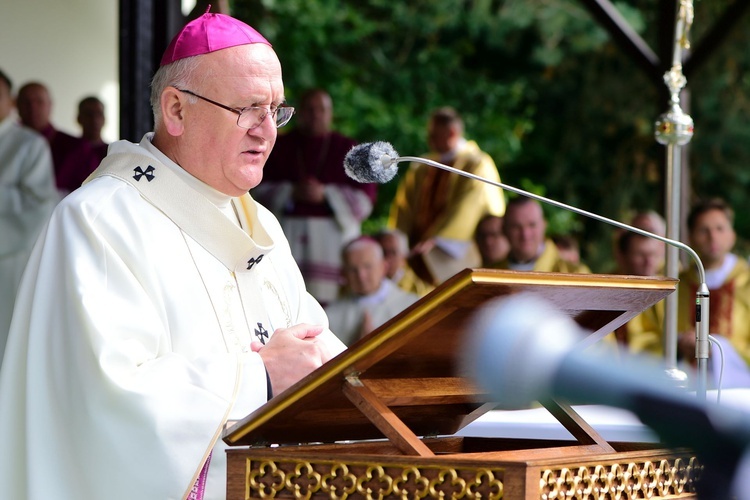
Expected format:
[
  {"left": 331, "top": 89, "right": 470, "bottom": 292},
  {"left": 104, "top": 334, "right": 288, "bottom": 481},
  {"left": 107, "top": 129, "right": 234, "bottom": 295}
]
[{"left": 0, "top": 135, "right": 344, "bottom": 500}]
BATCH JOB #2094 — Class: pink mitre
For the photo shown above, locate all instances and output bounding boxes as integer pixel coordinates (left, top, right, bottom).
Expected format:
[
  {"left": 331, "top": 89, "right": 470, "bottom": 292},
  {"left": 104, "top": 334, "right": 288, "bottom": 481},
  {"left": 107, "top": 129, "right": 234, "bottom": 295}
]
[{"left": 160, "top": 6, "right": 271, "bottom": 66}]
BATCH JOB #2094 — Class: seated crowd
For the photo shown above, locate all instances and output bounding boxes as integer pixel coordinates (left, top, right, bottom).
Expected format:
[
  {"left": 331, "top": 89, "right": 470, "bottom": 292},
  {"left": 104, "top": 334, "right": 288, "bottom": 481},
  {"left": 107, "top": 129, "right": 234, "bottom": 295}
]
[{"left": 315, "top": 195, "right": 750, "bottom": 390}]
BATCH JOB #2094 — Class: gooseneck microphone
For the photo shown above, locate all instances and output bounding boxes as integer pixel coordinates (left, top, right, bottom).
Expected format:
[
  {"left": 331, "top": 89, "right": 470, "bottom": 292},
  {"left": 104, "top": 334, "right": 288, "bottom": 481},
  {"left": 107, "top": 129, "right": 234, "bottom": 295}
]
[{"left": 344, "top": 141, "right": 710, "bottom": 398}]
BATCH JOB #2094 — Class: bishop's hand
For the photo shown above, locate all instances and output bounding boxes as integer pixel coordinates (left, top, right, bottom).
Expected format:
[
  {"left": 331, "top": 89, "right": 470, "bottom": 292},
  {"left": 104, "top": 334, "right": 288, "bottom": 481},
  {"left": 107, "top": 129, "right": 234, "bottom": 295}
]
[{"left": 251, "top": 323, "right": 332, "bottom": 396}]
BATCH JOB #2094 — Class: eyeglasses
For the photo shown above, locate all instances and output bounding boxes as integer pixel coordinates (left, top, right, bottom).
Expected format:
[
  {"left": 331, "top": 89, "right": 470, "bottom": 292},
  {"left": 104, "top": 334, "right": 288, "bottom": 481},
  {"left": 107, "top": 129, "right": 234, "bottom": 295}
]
[{"left": 177, "top": 89, "right": 295, "bottom": 129}]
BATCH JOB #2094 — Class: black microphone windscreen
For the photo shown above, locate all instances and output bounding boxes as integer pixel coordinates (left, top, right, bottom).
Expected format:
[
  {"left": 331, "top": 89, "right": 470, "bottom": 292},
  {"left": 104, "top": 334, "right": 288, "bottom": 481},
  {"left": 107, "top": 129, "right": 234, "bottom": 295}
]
[{"left": 344, "top": 142, "right": 399, "bottom": 184}]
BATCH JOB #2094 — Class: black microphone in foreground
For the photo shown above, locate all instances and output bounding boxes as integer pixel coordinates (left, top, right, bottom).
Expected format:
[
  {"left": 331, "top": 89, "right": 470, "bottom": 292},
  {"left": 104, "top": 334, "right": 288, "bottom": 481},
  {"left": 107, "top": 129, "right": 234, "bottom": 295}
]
[
  {"left": 464, "top": 293, "right": 750, "bottom": 499},
  {"left": 343, "top": 141, "right": 712, "bottom": 399}
]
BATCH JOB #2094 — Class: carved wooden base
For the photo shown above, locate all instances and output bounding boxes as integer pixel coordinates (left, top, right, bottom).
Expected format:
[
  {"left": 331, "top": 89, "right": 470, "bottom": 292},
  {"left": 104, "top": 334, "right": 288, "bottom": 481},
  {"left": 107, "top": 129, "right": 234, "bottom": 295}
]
[{"left": 226, "top": 438, "right": 700, "bottom": 499}]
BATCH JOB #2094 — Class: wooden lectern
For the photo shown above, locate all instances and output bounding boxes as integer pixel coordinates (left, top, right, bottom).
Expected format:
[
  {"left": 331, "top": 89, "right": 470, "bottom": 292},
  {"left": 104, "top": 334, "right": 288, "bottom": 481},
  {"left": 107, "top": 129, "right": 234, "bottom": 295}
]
[{"left": 223, "top": 269, "right": 701, "bottom": 499}]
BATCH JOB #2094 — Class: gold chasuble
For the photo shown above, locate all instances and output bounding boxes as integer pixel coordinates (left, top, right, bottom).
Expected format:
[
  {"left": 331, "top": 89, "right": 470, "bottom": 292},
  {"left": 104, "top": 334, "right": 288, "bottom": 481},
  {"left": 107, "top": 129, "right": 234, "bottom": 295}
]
[
  {"left": 410, "top": 166, "right": 454, "bottom": 247},
  {"left": 389, "top": 140, "right": 505, "bottom": 284},
  {"left": 390, "top": 140, "right": 505, "bottom": 245},
  {"left": 679, "top": 258, "right": 750, "bottom": 366}
]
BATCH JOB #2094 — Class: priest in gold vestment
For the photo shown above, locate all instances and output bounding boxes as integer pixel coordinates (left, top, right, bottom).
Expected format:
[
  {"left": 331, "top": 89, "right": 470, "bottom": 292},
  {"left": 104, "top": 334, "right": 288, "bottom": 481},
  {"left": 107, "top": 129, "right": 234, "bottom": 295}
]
[
  {"left": 614, "top": 230, "right": 667, "bottom": 356},
  {"left": 678, "top": 199, "right": 750, "bottom": 368},
  {"left": 389, "top": 107, "right": 505, "bottom": 286},
  {"left": 493, "top": 197, "right": 591, "bottom": 274}
]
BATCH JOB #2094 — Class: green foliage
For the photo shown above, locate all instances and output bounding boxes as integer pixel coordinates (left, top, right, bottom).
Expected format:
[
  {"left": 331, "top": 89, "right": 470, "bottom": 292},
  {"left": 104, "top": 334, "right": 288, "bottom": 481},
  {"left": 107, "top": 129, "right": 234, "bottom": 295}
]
[
  {"left": 232, "top": 0, "right": 750, "bottom": 271},
  {"left": 689, "top": 21, "right": 750, "bottom": 253}
]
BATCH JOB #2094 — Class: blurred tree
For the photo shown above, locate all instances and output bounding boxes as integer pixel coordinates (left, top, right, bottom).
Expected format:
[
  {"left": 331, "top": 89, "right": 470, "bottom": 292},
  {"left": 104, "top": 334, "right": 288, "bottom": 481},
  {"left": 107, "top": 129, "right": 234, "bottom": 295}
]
[{"left": 232, "top": 0, "right": 750, "bottom": 270}]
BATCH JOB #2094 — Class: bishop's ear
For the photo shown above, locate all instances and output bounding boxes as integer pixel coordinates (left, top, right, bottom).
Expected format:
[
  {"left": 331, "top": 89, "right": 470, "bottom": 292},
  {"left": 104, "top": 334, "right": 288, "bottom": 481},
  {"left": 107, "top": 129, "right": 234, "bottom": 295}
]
[{"left": 160, "top": 86, "right": 186, "bottom": 136}]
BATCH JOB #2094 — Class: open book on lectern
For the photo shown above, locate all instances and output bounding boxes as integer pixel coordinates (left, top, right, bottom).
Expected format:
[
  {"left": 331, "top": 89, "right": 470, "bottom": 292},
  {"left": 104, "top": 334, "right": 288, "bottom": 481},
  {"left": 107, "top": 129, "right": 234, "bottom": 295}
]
[{"left": 223, "top": 268, "right": 675, "bottom": 450}]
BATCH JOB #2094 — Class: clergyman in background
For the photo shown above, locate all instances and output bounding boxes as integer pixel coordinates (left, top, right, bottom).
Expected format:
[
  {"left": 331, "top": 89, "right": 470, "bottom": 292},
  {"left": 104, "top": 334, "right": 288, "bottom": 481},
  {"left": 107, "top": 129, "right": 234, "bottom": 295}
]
[
  {"left": 0, "top": 68, "right": 57, "bottom": 358},
  {"left": 16, "top": 81, "right": 100, "bottom": 196},
  {"left": 77, "top": 95, "right": 109, "bottom": 162},
  {"left": 325, "top": 237, "right": 419, "bottom": 346},
  {"left": 253, "top": 88, "right": 377, "bottom": 305},
  {"left": 373, "top": 228, "right": 433, "bottom": 297},
  {"left": 389, "top": 106, "right": 505, "bottom": 286},
  {"left": 493, "top": 197, "right": 590, "bottom": 273}
]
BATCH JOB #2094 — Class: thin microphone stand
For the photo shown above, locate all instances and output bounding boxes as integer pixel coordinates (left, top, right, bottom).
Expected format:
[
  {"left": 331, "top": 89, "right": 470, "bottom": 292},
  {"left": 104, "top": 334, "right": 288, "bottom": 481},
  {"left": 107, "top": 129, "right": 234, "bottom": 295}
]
[
  {"left": 654, "top": 1, "right": 709, "bottom": 400},
  {"left": 382, "top": 152, "right": 709, "bottom": 399}
]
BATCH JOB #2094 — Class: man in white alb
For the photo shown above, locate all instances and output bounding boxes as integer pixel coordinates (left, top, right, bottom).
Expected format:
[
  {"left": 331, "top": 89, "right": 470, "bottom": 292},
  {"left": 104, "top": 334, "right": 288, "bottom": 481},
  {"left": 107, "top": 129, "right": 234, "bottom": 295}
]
[
  {"left": 0, "top": 10, "right": 345, "bottom": 500},
  {"left": 0, "top": 68, "right": 57, "bottom": 355}
]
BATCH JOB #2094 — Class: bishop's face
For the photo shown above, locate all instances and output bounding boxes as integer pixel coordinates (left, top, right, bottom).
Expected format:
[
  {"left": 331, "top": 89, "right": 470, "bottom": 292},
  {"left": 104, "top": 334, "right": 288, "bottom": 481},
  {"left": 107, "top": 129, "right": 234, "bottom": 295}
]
[{"left": 175, "top": 44, "right": 285, "bottom": 196}]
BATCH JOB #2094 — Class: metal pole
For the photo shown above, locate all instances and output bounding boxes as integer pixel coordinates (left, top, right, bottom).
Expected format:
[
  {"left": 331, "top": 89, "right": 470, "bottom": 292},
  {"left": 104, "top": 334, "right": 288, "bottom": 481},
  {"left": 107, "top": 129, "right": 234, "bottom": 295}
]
[
  {"left": 663, "top": 144, "right": 681, "bottom": 373},
  {"left": 655, "top": 0, "right": 708, "bottom": 399}
]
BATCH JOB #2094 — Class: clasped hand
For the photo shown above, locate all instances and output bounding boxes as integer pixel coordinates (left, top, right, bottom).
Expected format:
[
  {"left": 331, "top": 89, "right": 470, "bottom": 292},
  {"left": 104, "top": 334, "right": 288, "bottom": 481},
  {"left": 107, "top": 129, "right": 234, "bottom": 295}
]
[{"left": 251, "top": 323, "right": 332, "bottom": 396}]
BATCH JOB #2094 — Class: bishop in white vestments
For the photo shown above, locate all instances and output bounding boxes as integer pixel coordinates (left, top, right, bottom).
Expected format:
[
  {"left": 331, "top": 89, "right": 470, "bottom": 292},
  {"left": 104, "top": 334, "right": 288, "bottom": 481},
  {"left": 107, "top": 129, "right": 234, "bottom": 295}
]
[{"left": 0, "top": 11, "right": 345, "bottom": 500}]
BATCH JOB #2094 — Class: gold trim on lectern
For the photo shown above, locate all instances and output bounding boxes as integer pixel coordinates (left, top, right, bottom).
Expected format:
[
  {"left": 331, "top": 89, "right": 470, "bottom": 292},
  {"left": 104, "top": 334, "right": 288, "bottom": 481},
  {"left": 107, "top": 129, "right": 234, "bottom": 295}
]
[
  {"left": 223, "top": 268, "right": 676, "bottom": 448},
  {"left": 223, "top": 268, "right": 702, "bottom": 500}
]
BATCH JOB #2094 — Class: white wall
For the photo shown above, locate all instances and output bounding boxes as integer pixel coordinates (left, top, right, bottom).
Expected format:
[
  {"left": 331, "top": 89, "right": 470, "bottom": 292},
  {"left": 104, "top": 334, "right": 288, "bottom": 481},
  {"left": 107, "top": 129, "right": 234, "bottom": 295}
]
[{"left": 1, "top": 0, "right": 119, "bottom": 143}]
